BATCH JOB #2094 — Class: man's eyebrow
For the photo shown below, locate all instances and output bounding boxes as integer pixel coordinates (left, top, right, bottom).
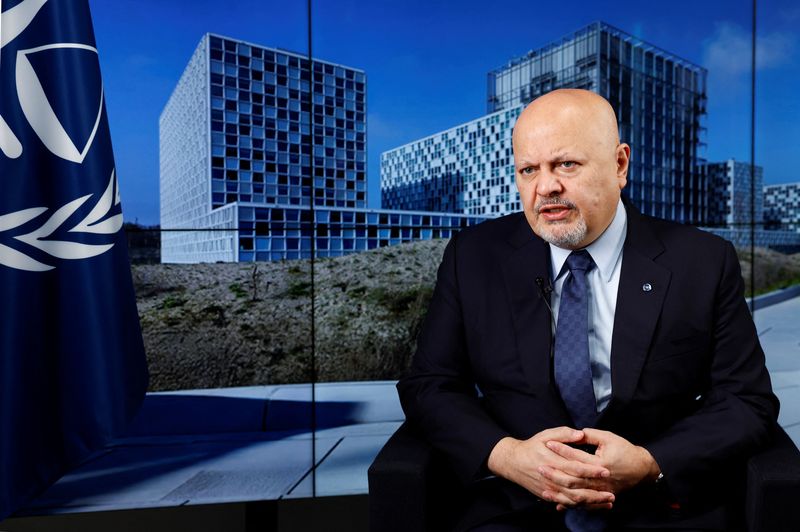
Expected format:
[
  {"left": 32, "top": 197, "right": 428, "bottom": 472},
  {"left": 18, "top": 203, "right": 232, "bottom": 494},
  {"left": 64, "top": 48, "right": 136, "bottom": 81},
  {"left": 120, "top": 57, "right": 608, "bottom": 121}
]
[
  {"left": 547, "top": 147, "right": 571, "bottom": 157},
  {"left": 549, "top": 150, "right": 585, "bottom": 161}
]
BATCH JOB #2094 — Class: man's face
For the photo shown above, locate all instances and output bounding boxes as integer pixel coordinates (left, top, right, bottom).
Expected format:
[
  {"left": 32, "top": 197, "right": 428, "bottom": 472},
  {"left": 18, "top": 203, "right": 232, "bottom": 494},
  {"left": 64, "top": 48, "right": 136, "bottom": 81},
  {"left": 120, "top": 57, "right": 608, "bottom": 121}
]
[{"left": 512, "top": 95, "right": 629, "bottom": 249}]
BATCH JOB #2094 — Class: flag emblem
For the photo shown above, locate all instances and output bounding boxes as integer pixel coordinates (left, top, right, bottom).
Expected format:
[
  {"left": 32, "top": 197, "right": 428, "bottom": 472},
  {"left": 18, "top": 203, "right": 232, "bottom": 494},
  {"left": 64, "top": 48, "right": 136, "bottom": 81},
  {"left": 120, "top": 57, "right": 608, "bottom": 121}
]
[{"left": 1, "top": 0, "right": 122, "bottom": 271}]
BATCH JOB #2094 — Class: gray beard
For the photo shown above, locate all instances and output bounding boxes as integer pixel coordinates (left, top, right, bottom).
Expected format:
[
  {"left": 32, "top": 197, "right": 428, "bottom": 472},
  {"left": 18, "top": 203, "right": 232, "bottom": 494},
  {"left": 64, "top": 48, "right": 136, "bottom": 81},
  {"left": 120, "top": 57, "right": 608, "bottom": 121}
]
[{"left": 537, "top": 216, "right": 588, "bottom": 249}]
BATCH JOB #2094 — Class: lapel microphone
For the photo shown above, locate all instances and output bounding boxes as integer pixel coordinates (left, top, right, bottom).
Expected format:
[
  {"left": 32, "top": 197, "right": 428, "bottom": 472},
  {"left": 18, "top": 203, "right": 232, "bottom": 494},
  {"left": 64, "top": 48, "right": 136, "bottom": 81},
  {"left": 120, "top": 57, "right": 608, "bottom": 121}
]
[
  {"left": 535, "top": 276, "right": 554, "bottom": 316},
  {"left": 536, "top": 277, "right": 556, "bottom": 363}
]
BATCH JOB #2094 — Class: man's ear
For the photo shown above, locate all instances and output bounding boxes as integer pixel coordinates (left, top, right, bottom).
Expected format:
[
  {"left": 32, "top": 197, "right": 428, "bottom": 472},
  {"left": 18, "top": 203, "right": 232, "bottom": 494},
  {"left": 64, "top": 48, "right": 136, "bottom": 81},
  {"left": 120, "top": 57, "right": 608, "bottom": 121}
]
[{"left": 616, "top": 143, "right": 631, "bottom": 189}]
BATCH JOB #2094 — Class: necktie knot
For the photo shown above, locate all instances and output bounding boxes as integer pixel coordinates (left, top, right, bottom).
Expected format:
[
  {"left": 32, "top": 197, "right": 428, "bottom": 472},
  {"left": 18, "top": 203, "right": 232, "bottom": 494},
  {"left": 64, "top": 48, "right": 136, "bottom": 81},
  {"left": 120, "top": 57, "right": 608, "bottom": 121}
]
[{"left": 566, "top": 249, "right": 595, "bottom": 274}]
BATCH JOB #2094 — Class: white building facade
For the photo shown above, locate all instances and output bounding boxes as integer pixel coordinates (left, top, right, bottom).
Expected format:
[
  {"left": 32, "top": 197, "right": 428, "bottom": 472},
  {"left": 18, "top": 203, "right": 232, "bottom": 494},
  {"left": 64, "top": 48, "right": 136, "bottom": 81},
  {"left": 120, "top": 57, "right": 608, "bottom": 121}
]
[
  {"left": 764, "top": 182, "right": 800, "bottom": 233},
  {"left": 705, "top": 159, "right": 764, "bottom": 229},
  {"left": 381, "top": 106, "right": 523, "bottom": 217},
  {"left": 160, "top": 34, "right": 486, "bottom": 263}
]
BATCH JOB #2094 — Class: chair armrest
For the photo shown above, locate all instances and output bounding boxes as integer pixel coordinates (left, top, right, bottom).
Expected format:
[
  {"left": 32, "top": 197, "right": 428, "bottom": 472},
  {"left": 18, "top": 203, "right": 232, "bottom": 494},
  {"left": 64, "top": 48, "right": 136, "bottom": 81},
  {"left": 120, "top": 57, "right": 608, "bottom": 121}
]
[
  {"left": 368, "top": 422, "right": 463, "bottom": 532},
  {"left": 746, "top": 425, "right": 800, "bottom": 532}
]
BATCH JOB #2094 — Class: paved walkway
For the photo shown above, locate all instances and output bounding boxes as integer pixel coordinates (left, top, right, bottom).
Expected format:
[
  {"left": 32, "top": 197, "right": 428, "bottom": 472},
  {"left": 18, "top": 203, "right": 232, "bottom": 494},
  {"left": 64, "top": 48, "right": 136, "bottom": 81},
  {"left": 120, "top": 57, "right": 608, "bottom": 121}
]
[
  {"left": 15, "top": 382, "right": 404, "bottom": 516},
  {"left": 754, "top": 295, "right": 800, "bottom": 444},
  {"left": 11, "top": 293, "right": 800, "bottom": 517}
]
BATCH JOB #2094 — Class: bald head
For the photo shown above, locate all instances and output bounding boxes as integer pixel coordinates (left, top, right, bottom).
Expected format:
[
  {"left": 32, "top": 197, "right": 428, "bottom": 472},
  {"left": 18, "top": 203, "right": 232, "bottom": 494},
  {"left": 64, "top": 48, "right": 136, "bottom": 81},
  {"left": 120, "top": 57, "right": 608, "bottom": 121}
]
[
  {"left": 513, "top": 89, "right": 620, "bottom": 154},
  {"left": 512, "top": 89, "right": 630, "bottom": 249}
]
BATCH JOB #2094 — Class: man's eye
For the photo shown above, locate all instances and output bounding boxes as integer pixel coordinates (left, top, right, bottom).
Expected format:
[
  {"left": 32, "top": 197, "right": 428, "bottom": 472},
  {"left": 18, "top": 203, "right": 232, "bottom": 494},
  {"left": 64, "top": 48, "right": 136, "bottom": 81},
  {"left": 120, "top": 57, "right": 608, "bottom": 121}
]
[
  {"left": 560, "top": 161, "right": 576, "bottom": 168},
  {"left": 520, "top": 167, "right": 535, "bottom": 175}
]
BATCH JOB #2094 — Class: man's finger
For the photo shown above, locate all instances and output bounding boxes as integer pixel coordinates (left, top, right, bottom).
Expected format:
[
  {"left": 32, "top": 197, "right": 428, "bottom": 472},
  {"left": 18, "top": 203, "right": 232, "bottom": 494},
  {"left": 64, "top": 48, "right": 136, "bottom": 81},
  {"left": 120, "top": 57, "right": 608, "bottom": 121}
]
[
  {"left": 558, "top": 458, "right": 610, "bottom": 479},
  {"left": 538, "top": 426, "right": 584, "bottom": 442},
  {"left": 585, "top": 502, "right": 614, "bottom": 511},
  {"left": 542, "top": 487, "right": 614, "bottom": 508},
  {"left": 580, "top": 428, "right": 613, "bottom": 446},
  {"left": 546, "top": 440, "right": 605, "bottom": 466},
  {"left": 542, "top": 489, "right": 580, "bottom": 508},
  {"left": 538, "top": 465, "right": 606, "bottom": 490}
]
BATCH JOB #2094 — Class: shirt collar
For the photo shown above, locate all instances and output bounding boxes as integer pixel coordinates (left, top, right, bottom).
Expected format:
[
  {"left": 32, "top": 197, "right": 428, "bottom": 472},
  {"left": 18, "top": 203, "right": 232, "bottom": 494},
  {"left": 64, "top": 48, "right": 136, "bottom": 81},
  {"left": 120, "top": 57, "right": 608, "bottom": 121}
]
[{"left": 549, "top": 199, "right": 627, "bottom": 283}]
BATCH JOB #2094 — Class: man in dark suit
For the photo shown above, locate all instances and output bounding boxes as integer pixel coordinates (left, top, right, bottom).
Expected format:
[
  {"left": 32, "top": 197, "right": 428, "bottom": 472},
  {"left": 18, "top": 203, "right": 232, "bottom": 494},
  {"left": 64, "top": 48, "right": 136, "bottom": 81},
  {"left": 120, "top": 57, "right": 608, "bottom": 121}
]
[{"left": 397, "top": 89, "right": 778, "bottom": 531}]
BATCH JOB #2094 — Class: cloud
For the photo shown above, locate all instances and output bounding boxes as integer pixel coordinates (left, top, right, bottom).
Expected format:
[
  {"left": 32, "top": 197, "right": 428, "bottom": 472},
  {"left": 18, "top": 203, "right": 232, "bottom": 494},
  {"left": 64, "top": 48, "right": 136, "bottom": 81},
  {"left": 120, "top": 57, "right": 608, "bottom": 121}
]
[
  {"left": 757, "top": 31, "right": 796, "bottom": 69},
  {"left": 702, "top": 22, "right": 796, "bottom": 76}
]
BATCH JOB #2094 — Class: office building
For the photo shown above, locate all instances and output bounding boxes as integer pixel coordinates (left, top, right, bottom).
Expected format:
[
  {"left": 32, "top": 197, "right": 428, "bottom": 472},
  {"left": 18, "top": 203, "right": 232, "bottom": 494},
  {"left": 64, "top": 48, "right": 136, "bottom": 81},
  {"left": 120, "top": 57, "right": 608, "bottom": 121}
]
[
  {"left": 764, "top": 182, "right": 800, "bottom": 233},
  {"left": 488, "top": 22, "right": 708, "bottom": 224},
  {"left": 705, "top": 159, "right": 763, "bottom": 229},
  {"left": 383, "top": 22, "right": 708, "bottom": 224},
  {"left": 700, "top": 161, "right": 800, "bottom": 250},
  {"left": 381, "top": 106, "right": 523, "bottom": 216},
  {"left": 161, "top": 34, "right": 483, "bottom": 262}
]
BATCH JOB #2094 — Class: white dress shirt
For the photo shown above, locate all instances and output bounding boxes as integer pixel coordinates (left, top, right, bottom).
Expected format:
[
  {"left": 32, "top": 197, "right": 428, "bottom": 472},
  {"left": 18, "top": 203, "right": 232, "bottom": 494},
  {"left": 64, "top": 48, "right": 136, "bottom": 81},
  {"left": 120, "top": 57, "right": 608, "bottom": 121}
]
[{"left": 549, "top": 199, "right": 627, "bottom": 413}]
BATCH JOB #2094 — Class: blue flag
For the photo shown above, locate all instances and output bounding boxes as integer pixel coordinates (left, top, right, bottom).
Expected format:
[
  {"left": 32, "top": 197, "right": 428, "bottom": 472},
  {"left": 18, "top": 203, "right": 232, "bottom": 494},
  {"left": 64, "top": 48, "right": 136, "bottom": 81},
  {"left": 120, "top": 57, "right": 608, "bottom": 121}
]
[{"left": 0, "top": 0, "right": 148, "bottom": 519}]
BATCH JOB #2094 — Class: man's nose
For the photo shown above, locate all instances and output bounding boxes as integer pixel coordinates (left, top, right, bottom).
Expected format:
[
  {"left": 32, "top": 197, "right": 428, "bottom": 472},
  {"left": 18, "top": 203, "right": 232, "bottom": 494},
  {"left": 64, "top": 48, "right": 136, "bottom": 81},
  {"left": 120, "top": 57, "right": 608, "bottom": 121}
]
[{"left": 535, "top": 169, "right": 563, "bottom": 197}]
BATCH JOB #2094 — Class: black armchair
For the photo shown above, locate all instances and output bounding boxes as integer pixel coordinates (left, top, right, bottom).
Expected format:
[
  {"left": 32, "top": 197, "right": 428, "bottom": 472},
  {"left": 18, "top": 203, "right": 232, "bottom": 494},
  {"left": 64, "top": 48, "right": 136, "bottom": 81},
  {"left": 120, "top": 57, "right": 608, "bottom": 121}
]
[{"left": 369, "top": 423, "right": 800, "bottom": 532}]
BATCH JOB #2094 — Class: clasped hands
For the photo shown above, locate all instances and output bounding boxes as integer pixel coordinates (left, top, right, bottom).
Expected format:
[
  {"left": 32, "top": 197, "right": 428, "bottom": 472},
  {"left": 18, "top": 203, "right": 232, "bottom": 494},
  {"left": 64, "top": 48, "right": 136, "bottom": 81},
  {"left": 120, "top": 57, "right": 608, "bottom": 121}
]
[{"left": 487, "top": 427, "right": 661, "bottom": 511}]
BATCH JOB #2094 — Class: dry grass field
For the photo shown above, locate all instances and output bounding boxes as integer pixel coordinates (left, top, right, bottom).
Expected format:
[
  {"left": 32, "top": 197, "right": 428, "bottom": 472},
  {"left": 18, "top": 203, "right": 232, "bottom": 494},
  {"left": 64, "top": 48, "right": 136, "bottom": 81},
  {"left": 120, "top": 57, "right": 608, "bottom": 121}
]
[{"left": 132, "top": 240, "right": 800, "bottom": 391}]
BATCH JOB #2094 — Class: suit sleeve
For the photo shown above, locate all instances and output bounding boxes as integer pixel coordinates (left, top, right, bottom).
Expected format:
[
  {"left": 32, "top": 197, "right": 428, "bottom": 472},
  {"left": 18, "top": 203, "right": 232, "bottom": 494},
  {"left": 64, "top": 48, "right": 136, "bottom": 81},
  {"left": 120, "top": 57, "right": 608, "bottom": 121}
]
[
  {"left": 643, "top": 240, "right": 779, "bottom": 509},
  {"left": 397, "top": 234, "right": 511, "bottom": 485}
]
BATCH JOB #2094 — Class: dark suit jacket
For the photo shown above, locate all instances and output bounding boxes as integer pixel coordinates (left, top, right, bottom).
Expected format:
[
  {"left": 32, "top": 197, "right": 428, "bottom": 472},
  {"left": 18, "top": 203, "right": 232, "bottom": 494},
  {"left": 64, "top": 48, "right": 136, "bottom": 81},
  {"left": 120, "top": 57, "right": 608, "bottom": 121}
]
[{"left": 397, "top": 200, "right": 779, "bottom": 530}]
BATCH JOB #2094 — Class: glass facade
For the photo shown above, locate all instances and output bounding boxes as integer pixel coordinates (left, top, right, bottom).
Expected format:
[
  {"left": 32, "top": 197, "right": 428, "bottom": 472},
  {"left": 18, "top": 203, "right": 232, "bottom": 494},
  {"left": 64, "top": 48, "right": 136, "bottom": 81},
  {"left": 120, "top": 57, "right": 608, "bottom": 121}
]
[
  {"left": 701, "top": 161, "right": 800, "bottom": 249},
  {"left": 160, "top": 36, "right": 240, "bottom": 263},
  {"left": 161, "top": 34, "right": 489, "bottom": 262},
  {"left": 705, "top": 159, "right": 763, "bottom": 229},
  {"left": 764, "top": 182, "right": 800, "bottom": 233},
  {"left": 236, "top": 204, "right": 484, "bottom": 261},
  {"left": 207, "top": 35, "right": 367, "bottom": 211},
  {"left": 381, "top": 107, "right": 522, "bottom": 216},
  {"left": 487, "top": 22, "right": 708, "bottom": 224},
  {"left": 160, "top": 34, "right": 367, "bottom": 262}
]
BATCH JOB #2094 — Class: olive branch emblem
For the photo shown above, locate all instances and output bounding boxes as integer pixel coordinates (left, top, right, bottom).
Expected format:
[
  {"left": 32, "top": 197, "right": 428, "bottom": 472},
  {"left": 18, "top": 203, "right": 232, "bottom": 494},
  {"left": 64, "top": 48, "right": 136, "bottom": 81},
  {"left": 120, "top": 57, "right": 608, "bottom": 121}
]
[
  {"left": 0, "top": 0, "right": 124, "bottom": 272},
  {"left": 0, "top": 170, "right": 123, "bottom": 271}
]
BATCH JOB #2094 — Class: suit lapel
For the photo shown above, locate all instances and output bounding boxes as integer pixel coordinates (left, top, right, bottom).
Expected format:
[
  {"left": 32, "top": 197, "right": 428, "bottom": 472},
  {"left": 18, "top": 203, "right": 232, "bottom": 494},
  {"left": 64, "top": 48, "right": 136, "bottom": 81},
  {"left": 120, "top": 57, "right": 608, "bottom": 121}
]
[
  {"left": 607, "top": 204, "right": 671, "bottom": 408},
  {"left": 500, "top": 205, "right": 672, "bottom": 415},
  {"left": 501, "top": 216, "right": 555, "bottom": 391}
]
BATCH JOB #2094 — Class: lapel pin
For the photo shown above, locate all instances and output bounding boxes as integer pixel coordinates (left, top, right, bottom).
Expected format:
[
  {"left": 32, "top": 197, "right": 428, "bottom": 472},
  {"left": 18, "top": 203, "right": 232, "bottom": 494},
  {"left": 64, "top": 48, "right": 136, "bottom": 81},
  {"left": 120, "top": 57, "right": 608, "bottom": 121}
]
[{"left": 642, "top": 283, "right": 652, "bottom": 292}]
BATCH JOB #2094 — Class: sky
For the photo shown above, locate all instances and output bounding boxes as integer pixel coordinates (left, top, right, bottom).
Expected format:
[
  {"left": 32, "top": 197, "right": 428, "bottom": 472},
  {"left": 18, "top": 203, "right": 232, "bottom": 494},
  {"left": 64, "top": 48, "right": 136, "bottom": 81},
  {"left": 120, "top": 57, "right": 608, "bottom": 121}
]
[{"left": 82, "top": 0, "right": 800, "bottom": 225}]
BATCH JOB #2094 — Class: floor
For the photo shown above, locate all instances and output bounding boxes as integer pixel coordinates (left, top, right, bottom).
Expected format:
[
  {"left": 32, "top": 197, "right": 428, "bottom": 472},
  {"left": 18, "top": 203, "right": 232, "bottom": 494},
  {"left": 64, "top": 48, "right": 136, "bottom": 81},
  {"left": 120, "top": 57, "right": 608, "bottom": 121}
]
[{"left": 754, "top": 294, "right": 800, "bottom": 443}]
